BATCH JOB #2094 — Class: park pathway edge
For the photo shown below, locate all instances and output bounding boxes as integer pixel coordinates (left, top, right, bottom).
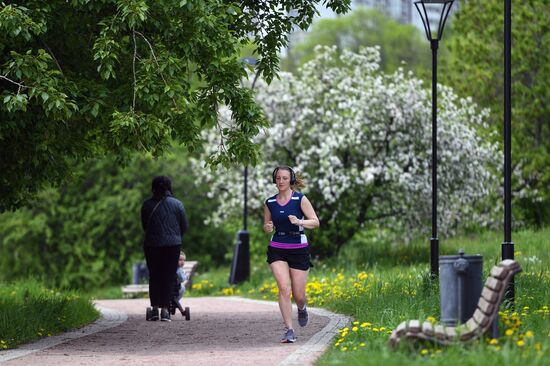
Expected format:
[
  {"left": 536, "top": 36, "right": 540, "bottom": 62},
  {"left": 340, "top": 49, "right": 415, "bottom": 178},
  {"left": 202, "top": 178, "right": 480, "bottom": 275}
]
[
  {"left": 223, "top": 297, "right": 351, "bottom": 366},
  {"left": 0, "top": 305, "right": 127, "bottom": 363}
]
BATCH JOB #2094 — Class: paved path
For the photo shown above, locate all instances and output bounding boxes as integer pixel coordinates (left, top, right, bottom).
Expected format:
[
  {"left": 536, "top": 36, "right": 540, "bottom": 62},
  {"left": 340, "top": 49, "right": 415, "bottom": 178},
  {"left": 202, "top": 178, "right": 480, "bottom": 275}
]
[{"left": 0, "top": 297, "right": 349, "bottom": 366}]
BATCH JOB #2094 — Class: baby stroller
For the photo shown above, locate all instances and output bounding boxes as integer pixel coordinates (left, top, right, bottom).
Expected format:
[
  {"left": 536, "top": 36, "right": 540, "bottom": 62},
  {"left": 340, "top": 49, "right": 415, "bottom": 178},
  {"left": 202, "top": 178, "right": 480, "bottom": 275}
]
[
  {"left": 169, "top": 275, "right": 190, "bottom": 320},
  {"left": 145, "top": 275, "right": 190, "bottom": 321}
]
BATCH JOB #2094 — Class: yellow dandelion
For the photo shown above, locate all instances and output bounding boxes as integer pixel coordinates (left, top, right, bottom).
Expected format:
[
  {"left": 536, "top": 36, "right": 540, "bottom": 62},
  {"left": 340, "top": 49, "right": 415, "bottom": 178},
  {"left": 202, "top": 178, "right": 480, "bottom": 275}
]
[
  {"left": 525, "top": 331, "right": 534, "bottom": 338},
  {"left": 352, "top": 327, "right": 358, "bottom": 332},
  {"left": 517, "top": 340, "right": 525, "bottom": 347},
  {"left": 341, "top": 347, "right": 348, "bottom": 352},
  {"left": 489, "top": 339, "right": 498, "bottom": 345},
  {"left": 359, "top": 343, "right": 366, "bottom": 347},
  {"left": 505, "top": 329, "right": 514, "bottom": 336},
  {"left": 420, "top": 349, "right": 429, "bottom": 355}
]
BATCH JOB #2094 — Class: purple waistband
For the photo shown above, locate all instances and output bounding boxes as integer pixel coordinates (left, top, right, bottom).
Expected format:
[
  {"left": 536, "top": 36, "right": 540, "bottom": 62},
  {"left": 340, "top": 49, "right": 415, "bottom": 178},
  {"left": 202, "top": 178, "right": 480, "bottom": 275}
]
[{"left": 269, "top": 241, "right": 309, "bottom": 249}]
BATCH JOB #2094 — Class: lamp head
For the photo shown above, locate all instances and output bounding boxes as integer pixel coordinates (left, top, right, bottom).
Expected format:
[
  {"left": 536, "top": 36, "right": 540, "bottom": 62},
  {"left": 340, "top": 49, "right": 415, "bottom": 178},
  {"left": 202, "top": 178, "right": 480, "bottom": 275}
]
[{"left": 414, "top": 0, "right": 455, "bottom": 42}]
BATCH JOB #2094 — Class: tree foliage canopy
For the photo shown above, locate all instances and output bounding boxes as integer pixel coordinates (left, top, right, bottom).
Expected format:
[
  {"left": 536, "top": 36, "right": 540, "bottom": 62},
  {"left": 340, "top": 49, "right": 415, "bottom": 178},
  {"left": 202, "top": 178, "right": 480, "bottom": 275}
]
[
  {"left": 194, "top": 46, "right": 501, "bottom": 256},
  {"left": 0, "top": 0, "right": 350, "bottom": 211},
  {"left": 445, "top": 0, "right": 550, "bottom": 226}
]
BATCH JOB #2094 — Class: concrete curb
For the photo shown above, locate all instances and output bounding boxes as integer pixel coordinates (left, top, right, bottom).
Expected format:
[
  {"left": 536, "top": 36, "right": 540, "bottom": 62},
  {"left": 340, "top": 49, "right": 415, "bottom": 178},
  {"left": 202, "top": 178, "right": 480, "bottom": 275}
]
[
  {"left": 221, "top": 297, "right": 351, "bottom": 366},
  {"left": 0, "top": 305, "right": 127, "bottom": 363}
]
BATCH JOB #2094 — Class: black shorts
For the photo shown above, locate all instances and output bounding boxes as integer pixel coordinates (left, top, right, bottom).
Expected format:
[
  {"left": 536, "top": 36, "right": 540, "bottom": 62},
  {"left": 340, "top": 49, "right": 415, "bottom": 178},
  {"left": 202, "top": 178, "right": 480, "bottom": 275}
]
[{"left": 266, "top": 246, "right": 313, "bottom": 271}]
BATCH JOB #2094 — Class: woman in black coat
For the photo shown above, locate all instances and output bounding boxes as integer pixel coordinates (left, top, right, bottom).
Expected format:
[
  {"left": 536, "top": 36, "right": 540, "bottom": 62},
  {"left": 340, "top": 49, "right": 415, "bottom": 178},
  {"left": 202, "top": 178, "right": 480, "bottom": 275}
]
[{"left": 141, "top": 176, "right": 188, "bottom": 321}]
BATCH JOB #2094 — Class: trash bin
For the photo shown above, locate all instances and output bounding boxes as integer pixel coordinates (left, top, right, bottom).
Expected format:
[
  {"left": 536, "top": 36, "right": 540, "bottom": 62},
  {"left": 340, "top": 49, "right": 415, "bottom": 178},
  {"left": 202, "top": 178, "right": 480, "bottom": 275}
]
[
  {"left": 132, "top": 261, "right": 149, "bottom": 284},
  {"left": 229, "top": 230, "right": 250, "bottom": 284},
  {"left": 439, "top": 249, "right": 483, "bottom": 326}
]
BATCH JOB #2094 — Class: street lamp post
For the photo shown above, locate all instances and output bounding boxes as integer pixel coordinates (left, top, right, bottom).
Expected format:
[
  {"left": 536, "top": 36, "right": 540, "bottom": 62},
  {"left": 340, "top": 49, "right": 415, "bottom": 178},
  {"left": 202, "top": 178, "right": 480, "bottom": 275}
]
[
  {"left": 229, "top": 57, "right": 258, "bottom": 285},
  {"left": 502, "top": 0, "right": 514, "bottom": 303},
  {"left": 414, "top": 0, "right": 454, "bottom": 279}
]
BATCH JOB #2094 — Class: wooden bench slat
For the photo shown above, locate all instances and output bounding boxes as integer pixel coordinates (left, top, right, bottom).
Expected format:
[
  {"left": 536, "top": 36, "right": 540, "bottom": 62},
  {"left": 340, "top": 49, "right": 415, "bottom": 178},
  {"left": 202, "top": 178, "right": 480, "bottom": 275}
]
[
  {"left": 473, "top": 308, "right": 491, "bottom": 327},
  {"left": 422, "top": 321, "right": 434, "bottom": 336},
  {"left": 490, "top": 266, "right": 508, "bottom": 280},
  {"left": 478, "top": 297, "right": 496, "bottom": 315},
  {"left": 434, "top": 325, "right": 447, "bottom": 340},
  {"left": 480, "top": 286, "right": 499, "bottom": 303},
  {"left": 485, "top": 277, "right": 502, "bottom": 291},
  {"left": 394, "top": 321, "right": 408, "bottom": 336},
  {"left": 408, "top": 320, "right": 420, "bottom": 333}
]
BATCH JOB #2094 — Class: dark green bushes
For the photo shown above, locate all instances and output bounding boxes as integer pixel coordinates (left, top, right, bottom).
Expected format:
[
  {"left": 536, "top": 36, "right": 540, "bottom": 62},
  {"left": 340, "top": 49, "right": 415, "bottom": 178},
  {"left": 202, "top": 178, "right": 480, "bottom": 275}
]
[{"left": 0, "top": 149, "right": 231, "bottom": 290}]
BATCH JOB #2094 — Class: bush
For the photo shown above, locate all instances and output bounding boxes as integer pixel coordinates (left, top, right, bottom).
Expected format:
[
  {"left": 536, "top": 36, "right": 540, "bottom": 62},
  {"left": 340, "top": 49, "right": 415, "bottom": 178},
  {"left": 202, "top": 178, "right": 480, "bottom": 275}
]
[{"left": 0, "top": 148, "right": 232, "bottom": 289}]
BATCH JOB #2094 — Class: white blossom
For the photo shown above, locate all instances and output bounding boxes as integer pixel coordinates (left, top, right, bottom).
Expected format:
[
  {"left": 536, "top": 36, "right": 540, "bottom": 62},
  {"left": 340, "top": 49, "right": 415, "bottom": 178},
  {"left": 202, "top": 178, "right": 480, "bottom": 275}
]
[{"left": 192, "top": 46, "right": 501, "bottom": 245}]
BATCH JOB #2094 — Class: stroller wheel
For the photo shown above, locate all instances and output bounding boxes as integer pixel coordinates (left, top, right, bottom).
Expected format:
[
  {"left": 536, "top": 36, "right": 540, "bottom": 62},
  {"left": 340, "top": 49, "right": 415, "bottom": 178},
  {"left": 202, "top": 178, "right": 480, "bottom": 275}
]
[{"left": 184, "top": 307, "right": 190, "bottom": 321}]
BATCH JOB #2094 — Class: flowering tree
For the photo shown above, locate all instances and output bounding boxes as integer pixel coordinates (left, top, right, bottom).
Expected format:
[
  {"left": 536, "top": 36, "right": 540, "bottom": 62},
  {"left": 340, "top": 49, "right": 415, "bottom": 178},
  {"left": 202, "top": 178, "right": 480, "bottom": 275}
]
[{"left": 194, "top": 46, "right": 501, "bottom": 256}]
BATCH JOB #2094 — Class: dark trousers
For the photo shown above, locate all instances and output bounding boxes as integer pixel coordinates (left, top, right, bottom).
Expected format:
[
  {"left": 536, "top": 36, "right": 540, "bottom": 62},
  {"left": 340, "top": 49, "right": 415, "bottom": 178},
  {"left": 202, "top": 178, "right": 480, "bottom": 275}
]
[{"left": 144, "top": 245, "right": 181, "bottom": 308}]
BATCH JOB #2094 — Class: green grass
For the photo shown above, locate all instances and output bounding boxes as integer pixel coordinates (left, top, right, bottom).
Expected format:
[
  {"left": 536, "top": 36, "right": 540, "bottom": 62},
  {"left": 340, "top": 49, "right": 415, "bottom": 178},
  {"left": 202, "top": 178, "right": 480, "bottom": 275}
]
[
  {"left": 88, "top": 285, "right": 124, "bottom": 300},
  {"left": 0, "top": 279, "right": 100, "bottom": 350},
  {"left": 317, "top": 227, "right": 550, "bottom": 365},
  {"left": 191, "top": 227, "right": 550, "bottom": 365}
]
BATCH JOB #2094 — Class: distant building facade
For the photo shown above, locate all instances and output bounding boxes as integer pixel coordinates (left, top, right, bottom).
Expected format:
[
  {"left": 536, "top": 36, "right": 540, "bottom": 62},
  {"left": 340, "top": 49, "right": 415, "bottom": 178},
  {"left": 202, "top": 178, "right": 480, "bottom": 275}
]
[{"left": 318, "top": 0, "right": 459, "bottom": 32}]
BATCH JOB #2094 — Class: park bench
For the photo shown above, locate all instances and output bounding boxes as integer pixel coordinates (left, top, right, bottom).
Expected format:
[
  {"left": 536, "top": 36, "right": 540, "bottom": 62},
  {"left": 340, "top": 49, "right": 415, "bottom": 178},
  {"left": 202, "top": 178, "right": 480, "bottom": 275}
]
[
  {"left": 121, "top": 260, "right": 199, "bottom": 298},
  {"left": 388, "top": 259, "right": 521, "bottom": 348}
]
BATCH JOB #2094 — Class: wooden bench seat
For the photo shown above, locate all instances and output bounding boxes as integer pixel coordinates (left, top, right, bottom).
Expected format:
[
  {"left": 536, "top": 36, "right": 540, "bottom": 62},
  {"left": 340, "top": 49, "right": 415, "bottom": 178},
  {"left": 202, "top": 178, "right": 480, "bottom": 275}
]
[
  {"left": 388, "top": 259, "right": 521, "bottom": 347},
  {"left": 121, "top": 260, "right": 199, "bottom": 297}
]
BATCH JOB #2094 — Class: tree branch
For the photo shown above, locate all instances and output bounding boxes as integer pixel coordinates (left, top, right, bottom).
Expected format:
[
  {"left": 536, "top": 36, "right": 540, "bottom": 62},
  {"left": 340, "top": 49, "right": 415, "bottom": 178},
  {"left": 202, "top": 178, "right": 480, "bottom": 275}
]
[
  {"left": 133, "top": 30, "right": 178, "bottom": 107},
  {"left": 39, "top": 39, "right": 63, "bottom": 74},
  {"left": 0, "top": 75, "right": 30, "bottom": 89}
]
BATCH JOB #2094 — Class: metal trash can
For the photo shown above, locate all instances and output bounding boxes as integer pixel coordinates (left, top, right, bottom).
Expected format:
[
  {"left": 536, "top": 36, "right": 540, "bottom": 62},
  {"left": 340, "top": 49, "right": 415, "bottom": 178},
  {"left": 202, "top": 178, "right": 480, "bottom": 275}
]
[
  {"left": 439, "top": 249, "right": 483, "bottom": 326},
  {"left": 229, "top": 230, "right": 250, "bottom": 284},
  {"left": 132, "top": 261, "right": 149, "bottom": 284}
]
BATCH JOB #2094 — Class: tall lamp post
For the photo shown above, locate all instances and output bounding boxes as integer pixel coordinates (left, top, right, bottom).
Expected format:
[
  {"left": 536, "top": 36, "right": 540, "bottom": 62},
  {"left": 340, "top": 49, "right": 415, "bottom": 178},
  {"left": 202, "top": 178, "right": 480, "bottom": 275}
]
[
  {"left": 229, "top": 57, "right": 258, "bottom": 284},
  {"left": 502, "top": 0, "right": 514, "bottom": 303},
  {"left": 414, "top": 0, "right": 455, "bottom": 279}
]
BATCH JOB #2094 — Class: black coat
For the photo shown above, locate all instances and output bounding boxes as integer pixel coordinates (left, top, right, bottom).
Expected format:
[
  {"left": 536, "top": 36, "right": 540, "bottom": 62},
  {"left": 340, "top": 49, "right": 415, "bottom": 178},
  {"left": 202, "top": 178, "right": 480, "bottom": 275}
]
[{"left": 141, "top": 194, "right": 188, "bottom": 247}]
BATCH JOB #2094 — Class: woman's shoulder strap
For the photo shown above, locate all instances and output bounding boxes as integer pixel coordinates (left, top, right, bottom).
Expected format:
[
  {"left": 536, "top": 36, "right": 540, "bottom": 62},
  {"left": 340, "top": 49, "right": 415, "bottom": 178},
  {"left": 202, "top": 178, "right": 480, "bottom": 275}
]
[{"left": 265, "top": 194, "right": 277, "bottom": 205}]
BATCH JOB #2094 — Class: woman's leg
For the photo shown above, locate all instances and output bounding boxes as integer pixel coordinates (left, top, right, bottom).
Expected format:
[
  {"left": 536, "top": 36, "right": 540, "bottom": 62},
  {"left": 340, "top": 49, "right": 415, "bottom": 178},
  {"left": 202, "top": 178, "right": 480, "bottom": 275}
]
[
  {"left": 270, "top": 261, "right": 293, "bottom": 329},
  {"left": 144, "top": 246, "right": 161, "bottom": 307},
  {"left": 156, "top": 245, "right": 181, "bottom": 308},
  {"left": 290, "top": 268, "right": 309, "bottom": 310}
]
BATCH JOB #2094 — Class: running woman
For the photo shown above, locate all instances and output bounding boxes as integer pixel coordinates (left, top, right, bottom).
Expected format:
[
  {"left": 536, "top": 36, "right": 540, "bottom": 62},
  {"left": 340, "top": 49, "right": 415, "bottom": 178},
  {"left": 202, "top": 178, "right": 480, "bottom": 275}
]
[{"left": 263, "top": 166, "right": 320, "bottom": 343}]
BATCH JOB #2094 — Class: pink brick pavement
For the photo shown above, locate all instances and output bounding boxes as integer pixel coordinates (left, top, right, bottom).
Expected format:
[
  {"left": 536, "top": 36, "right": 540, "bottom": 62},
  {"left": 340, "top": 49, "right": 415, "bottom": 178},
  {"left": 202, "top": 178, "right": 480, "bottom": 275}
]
[{"left": 0, "top": 297, "right": 349, "bottom": 366}]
